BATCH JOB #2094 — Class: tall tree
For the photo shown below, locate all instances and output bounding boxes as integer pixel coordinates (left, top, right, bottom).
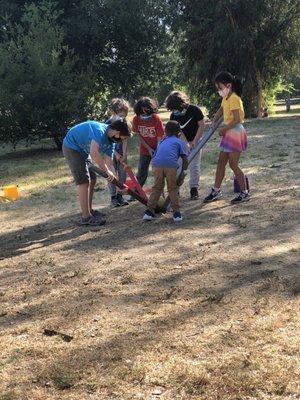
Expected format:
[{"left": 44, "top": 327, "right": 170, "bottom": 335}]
[{"left": 177, "top": 0, "right": 300, "bottom": 117}]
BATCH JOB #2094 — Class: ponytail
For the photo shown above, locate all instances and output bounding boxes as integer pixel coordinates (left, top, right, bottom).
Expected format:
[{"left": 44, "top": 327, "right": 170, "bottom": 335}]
[
  {"left": 215, "top": 71, "right": 244, "bottom": 97},
  {"left": 232, "top": 76, "right": 243, "bottom": 97}
]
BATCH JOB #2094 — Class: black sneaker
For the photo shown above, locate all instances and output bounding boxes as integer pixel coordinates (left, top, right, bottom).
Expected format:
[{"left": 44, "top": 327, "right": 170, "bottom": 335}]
[
  {"left": 204, "top": 188, "right": 222, "bottom": 203},
  {"left": 190, "top": 187, "right": 199, "bottom": 200},
  {"left": 231, "top": 191, "right": 250, "bottom": 204},
  {"left": 110, "top": 196, "right": 120, "bottom": 208},
  {"left": 173, "top": 211, "right": 183, "bottom": 222},
  {"left": 117, "top": 193, "right": 129, "bottom": 206},
  {"left": 143, "top": 209, "right": 155, "bottom": 221}
]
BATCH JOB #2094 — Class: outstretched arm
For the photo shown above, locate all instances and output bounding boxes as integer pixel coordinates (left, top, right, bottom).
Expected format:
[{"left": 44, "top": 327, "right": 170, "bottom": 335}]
[
  {"left": 90, "top": 140, "right": 116, "bottom": 181},
  {"left": 191, "top": 119, "right": 205, "bottom": 148}
]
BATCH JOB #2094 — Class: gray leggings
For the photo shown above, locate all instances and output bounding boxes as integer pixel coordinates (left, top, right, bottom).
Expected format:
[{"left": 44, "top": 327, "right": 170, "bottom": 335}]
[{"left": 188, "top": 148, "right": 202, "bottom": 189}]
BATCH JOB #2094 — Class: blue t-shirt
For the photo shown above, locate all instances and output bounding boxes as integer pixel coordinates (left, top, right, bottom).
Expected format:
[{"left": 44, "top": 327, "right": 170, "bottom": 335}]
[
  {"left": 63, "top": 121, "right": 115, "bottom": 159},
  {"left": 152, "top": 136, "right": 188, "bottom": 169}
]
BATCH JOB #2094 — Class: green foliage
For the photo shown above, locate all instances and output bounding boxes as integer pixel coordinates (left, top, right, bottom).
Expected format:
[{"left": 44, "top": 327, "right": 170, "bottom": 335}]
[
  {"left": 263, "top": 79, "right": 294, "bottom": 114},
  {"left": 177, "top": 0, "right": 300, "bottom": 117},
  {"left": 1, "top": 0, "right": 298, "bottom": 148},
  {"left": 0, "top": 0, "right": 182, "bottom": 147},
  {"left": 282, "top": 57, "right": 300, "bottom": 95},
  {"left": 0, "top": 0, "right": 101, "bottom": 148}
]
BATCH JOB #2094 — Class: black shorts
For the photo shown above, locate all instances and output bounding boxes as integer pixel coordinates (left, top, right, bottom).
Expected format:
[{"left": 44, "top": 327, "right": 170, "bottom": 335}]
[{"left": 62, "top": 145, "right": 96, "bottom": 185}]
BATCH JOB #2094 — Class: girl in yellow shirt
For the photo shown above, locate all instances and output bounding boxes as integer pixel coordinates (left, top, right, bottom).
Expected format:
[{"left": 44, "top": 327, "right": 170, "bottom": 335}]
[{"left": 204, "top": 71, "right": 249, "bottom": 204}]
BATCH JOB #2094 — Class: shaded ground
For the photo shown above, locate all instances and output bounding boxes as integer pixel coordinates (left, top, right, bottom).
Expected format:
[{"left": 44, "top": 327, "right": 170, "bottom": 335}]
[{"left": 0, "top": 114, "right": 299, "bottom": 400}]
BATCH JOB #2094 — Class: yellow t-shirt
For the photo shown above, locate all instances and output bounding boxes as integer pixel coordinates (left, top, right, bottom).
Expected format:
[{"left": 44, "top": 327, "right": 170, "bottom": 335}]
[{"left": 221, "top": 93, "right": 244, "bottom": 125}]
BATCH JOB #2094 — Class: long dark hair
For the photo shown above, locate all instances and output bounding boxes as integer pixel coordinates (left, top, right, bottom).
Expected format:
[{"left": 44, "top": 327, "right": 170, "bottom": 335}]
[{"left": 215, "top": 72, "right": 243, "bottom": 97}]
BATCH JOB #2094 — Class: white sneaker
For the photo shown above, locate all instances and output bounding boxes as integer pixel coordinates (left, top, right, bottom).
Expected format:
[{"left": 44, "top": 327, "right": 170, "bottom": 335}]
[
  {"left": 173, "top": 212, "right": 183, "bottom": 222},
  {"left": 143, "top": 209, "right": 155, "bottom": 221}
]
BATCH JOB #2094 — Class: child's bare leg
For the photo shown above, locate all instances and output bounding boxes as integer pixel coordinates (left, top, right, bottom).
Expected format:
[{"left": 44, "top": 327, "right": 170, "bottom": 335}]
[
  {"left": 78, "top": 183, "right": 91, "bottom": 218},
  {"left": 214, "top": 152, "right": 229, "bottom": 189},
  {"left": 228, "top": 152, "right": 246, "bottom": 191}
]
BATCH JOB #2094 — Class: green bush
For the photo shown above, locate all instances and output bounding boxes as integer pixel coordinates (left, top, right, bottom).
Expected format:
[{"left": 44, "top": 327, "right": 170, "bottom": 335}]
[{"left": 262, "top": 79, "right": 294, "bottom": 114}]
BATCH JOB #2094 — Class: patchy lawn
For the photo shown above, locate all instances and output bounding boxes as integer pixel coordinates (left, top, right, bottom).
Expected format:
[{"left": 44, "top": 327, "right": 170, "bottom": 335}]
[{"left": 0, "top": 113, "right": 299, "bottom": 400}]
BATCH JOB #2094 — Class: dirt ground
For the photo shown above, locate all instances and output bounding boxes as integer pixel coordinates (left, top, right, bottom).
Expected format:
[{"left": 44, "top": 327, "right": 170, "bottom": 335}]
[{"left": 0, "top": 114, "right": 299, "bottom": 400}]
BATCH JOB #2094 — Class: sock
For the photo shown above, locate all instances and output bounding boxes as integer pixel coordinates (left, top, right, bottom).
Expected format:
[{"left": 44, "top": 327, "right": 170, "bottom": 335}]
[
  {"left": 213, "top": 187, "right": 220, "bottom": 192},
  {"left": 242, "top": 189, "right": 248, "bottom": 194}
]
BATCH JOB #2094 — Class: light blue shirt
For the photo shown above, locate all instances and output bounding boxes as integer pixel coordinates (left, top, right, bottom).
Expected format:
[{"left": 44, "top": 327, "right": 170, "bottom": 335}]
[
  {"left": 63, "top": 121, "right": 115, "bottom": 159},
  {"left": 152, "top": 136, "right": 188, "bottom": 169}
]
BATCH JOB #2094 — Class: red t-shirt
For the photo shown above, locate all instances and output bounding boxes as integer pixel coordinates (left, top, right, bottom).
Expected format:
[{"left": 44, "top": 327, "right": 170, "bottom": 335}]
[{"left": 132, "top": 114, "right": 164, "bottom": 155}]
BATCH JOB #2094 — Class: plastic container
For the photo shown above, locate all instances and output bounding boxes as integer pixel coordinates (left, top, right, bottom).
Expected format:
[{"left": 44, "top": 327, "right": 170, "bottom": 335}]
[
  {"left": 4, "top": 185, "right": 20, "bottom": 201},
  {"left": 233, "top": 176, "right": 250, "bottom": 193}
]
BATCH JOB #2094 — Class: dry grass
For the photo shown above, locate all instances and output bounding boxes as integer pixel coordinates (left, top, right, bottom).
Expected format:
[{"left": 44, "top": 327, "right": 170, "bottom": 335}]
[{"left": 0, "top": 111, "right": 299, "bottom": 399}]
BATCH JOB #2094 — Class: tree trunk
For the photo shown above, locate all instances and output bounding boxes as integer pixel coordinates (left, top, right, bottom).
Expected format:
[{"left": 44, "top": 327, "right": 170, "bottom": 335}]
[
  {"left": 243, "top": 74, "right": 263, "bottom": 119},
  {"left": 285, "top": 92, "right": 291, "bottom": 112},
  {"left": 243, "top": 41, "right": 263, "bottom": 119},
  {"left": 53, "top": 134, "right": 62, "bottom": 151}
]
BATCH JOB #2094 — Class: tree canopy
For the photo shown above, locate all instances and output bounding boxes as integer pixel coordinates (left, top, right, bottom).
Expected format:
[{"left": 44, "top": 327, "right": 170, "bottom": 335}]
[
  {"left": 177, "top": 0, "right": 300, "bottom": 116},
  {"left": 0, "top": 0, "right": 299, "bottom": 147}
]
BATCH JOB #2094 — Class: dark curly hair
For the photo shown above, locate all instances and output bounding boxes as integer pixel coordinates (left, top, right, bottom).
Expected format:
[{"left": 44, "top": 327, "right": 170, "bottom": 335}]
[
  {"left": 165, "top": 91, "right": 190, "bottom": 111},
  {"left": 109, "top": 119, "right": 132, "bottom": 137},
  {"left": 133, "top": 97, "right": 158, "bottom": 116}
]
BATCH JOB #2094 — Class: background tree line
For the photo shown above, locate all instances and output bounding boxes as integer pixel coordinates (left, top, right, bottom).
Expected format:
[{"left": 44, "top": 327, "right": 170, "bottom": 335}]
[{"left": 0, "top": 0, "right": 299, "bottom": 149}]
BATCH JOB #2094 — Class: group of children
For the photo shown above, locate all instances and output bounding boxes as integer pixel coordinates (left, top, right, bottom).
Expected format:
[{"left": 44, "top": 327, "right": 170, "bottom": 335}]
[{"left": 62, "top": 71, "right": 250, "bottom": 226}]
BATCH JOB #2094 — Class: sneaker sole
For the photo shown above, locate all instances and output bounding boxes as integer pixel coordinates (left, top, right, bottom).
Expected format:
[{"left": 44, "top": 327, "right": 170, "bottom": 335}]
[
  {"left": 173, "top": 218, "right": 183, "bottom": 222},
  {"left": 143, "top": 216, "right": 154, "bottom": 221},
  {"left": 231, "top": 197, "right": 250, "bottom": 204},
  {"left": 203, "top": 196, "right": 222, "bottom": 203}
]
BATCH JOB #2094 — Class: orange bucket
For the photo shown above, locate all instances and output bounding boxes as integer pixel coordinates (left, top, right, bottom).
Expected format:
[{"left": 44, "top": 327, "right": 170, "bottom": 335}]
[{"left": 4, "top": 185, "right": 20, "bottom": 201}]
